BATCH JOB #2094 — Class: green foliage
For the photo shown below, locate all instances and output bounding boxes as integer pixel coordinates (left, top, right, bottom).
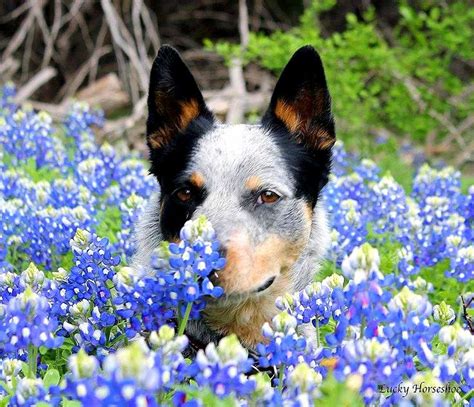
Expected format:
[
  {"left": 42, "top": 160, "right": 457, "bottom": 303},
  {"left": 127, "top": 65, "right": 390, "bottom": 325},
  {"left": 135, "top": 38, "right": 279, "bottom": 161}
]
[
  {"left": 59, "top": 251, "right": 74, "bottom": 271},
  {"left": 21, "top": 158, "right": 61, "bottom": 183},
  {"left": 364, "top": 137, "right": 415, "bottom": 191},
  {"left": 420, "top": 259, "right": 474, "bottom": 308},
  {"left": 207, "top": 1, "right": 473, "bottom": 153},
  {"left": 375, "top": 236, "right": 403, "bottom": 275},
  {"left": 317, "top": 259, "right": 339, "bottom": 281},
  {"left": 96, "top": 206, "right": 122, "bottom": 244},
  {"left": 461, "top": 175, "right": 474, "bottom": 193},
  {"left": 176, "top": 386, "right": 238, "bottom": 406},
  {"left": 2, "top": 154, "right": 61, "bottom": 184},
  {"left": 317, "top": 373, "right": 365, "bottom": 406}
]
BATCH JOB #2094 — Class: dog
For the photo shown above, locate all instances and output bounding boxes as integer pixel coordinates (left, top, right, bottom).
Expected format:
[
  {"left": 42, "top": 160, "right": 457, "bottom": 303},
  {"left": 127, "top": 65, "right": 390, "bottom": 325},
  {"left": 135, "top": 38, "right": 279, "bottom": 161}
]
[{"left": 133, "top": 45, "right": 335, "bottom": 352}]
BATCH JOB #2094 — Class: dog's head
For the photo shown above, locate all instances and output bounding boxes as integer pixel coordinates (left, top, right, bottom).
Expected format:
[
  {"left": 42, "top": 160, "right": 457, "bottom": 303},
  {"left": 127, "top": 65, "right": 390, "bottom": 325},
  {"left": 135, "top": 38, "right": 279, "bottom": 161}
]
[{"left": 146, "top": 45, "right": 335, "bottom": 297}]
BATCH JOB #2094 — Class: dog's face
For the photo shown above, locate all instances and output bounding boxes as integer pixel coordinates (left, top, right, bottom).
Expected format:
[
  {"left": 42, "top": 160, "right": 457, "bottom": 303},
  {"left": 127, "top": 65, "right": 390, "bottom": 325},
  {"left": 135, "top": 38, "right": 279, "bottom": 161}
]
[{"left": 146, "top": 45, "right": 335, "bottom": 297}]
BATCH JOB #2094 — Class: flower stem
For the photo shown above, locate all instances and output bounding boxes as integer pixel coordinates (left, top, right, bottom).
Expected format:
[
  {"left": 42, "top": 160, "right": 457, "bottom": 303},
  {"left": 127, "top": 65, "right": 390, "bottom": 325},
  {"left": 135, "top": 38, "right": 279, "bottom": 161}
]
[
  {"left": 278, "top": 365, "right": 285, "bottom": 393},
  {"left": 455, "top": 389, "right": 473, "bottom": 406},
  {"left": 457, "top": 287, "right": 467, "bottom": 323},
  {"left": 315, "top": 318, "right": 321, "bottom": 348},
  {"left": 278, "top": 365, "right": 285, "bottom": 392},
  {"left": 360, "top": 317, "right": 366, "bottom": 337},
  {"left": 177, "top": 302, "right": 193, "bottom": 336},
  {"left": 27, "top": 345, "right": 38, "bottom": 378}
]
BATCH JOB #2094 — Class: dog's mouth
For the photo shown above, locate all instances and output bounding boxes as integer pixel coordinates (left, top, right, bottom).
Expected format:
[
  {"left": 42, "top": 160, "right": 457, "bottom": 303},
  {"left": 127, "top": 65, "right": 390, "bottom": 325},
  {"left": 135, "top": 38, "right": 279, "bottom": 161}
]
[
  {"left": 255, "top": 276, "right": 276, "bottom": 293},
  {"left": 208, "top": 273, "right": 278, "bottom": 299}
]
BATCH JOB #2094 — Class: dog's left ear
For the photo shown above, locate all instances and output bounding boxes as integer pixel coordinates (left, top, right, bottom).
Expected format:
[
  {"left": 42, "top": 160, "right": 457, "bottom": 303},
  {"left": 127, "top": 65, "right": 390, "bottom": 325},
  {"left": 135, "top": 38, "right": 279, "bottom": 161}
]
[
  {"left": 147, "top": 45, "right": 213, "bottom": 150},
  {"left": 262, "top": 46, "right": 335, "bottom": 150}
]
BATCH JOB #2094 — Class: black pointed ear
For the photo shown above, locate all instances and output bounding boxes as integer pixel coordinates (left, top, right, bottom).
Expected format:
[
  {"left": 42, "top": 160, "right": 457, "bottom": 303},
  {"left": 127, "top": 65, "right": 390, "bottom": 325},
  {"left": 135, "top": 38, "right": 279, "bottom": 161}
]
[
  {"left": 146, "top": 45, "right": 214, "bottom": 150},
  {"left": 262, "top": 46, "right": 335, "bottom": 150}
]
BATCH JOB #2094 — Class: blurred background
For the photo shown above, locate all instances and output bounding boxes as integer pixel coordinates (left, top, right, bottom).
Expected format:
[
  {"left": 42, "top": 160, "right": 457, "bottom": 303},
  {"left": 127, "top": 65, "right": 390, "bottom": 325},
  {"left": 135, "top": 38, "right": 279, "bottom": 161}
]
[{"left": 0, "top": 0, "right": 473, "bottom": 186}]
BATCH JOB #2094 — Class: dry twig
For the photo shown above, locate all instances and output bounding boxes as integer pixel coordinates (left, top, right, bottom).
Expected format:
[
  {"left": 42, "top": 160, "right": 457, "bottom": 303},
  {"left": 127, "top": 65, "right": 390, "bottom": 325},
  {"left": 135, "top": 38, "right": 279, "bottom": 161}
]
[
  {"left": 14, "top": 67, "right": 57, "bottom": 103},
  {"left": 226, "top": 0, "right": 249, "bottom": 124},
  {"left": 100, "top": 0, "right": 150, "bottom": 92}
]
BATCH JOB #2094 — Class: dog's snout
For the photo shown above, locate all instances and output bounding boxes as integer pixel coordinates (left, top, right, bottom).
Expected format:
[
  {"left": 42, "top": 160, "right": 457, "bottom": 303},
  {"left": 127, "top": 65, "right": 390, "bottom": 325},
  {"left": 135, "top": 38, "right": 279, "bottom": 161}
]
[{"left": 256, "top": 276, "right": 276, "bottom": 293}]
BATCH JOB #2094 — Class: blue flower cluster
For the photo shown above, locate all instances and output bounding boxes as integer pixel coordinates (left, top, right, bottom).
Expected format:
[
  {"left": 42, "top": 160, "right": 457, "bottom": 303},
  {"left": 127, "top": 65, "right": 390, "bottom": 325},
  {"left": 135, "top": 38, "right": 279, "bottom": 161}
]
[
  {"left": 334, "top": 337, "right": 403, "bottom": 404},
  {"left": 1, "top": 84, "right": 473, "bottom": 406},
  {"left": 63, "top": 326, "right": 189, "bottom": 406},
  {"left": 51, "top": 230, "right": 121, "bottom": 353},
  {"left": 326, "top": 143, "right": 471, "bottom": 279},
  {"left": 0, "top": 218, "right": 230, "bottom": 405},
  {"left": 0, "top": 89, "right": 154, "bottom": 272},
  {"left": 0, "top": 268, "right": 63, "bottom": 354},
  {"left": 262, "top": 241, "right": 471, "bottom": 405},
  {"left": 190, "top": 335, "right": 256, "bottom": 398},
  {"left": 113, "top": 215, "right": 225, "bottom": 339}
]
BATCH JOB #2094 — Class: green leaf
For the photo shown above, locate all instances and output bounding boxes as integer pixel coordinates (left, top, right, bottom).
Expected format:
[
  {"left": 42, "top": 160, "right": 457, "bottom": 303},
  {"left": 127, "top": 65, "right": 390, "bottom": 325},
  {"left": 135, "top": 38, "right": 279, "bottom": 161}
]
[
  {"left": 43, "top": 369, "right": 60, "bottom": 388},
  {"left": 429, "top": 7, "right": 441, "bottom": 21},
  {"left": 21, "top": 362, "right": 30, "bottom": 377},
  {"left": 400, "top": 6, "right": 415, "bottom": 21},
  {"left": 59, "top": 251, "right": 74, "bottom": 270},
  {"left": 317, "top": 373, "right": 365, "bottom": 406},
  {"left": 0, "top": 380, "right": 13, "bottom": 396},
  {"left": 39, "top": 346, "right": 48, "bottom": 355},
  {"left": 61, "top": 349, "right": 73, "bottom": 361},
  {"left": 0, "top": 396, "right": 12, "bottom": 407},
  {"left": 346, "top": 13, "right": 357, "bottom": 25},
  {"left": 62, "top": 400, "right": 82, "bottom": 407}
]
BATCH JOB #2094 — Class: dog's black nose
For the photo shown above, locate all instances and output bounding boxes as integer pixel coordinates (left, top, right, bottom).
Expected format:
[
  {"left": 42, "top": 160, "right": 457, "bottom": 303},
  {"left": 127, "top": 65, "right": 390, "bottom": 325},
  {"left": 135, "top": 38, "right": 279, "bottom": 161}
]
[{"left": 256, "top": 276, "right": 276, "bottom": 293}]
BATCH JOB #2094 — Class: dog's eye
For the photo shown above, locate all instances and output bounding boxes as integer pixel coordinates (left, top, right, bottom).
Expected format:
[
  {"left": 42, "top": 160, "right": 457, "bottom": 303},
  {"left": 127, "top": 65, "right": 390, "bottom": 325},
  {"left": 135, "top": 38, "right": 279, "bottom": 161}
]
[
  {"left": 257, "top": 190, "right": 281, "bottom": 205},
  {"left": 175, "top": 188, "right": 193, "bottom": 202}
]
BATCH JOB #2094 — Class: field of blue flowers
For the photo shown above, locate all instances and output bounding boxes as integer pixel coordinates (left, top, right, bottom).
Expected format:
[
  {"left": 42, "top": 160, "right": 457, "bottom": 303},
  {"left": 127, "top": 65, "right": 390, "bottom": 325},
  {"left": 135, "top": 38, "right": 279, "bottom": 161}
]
[{"left": 0, "top": 83, "right": 473, "bottom": 406}]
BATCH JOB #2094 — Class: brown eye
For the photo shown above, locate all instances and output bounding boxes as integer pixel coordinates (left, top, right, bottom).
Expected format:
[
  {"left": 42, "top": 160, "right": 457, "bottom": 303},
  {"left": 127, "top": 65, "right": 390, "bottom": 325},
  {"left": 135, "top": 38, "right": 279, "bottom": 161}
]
[
  {"left": 258, "top": 190, "right": 281, "bottom": 205},
  {"left": 175, "top": 188, "right": 192, "bottom": 202}
]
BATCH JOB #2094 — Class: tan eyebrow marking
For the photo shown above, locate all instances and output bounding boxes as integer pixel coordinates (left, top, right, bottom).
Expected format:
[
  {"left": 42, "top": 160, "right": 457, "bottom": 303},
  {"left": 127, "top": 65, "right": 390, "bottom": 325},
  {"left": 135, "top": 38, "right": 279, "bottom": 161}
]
[
  {"left": 245, "top": 175, "right": 263, "bottom": 190},
  {"left": 190, "top": 171, "right": 205, "bottom": 188}
]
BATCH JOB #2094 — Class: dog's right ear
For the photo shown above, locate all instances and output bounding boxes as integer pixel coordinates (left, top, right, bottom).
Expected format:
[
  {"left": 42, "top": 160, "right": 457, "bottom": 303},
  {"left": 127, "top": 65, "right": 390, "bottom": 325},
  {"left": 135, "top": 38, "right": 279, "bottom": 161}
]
[{"left": 146, "top": 45, "right": 213, "bottom": 151}]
